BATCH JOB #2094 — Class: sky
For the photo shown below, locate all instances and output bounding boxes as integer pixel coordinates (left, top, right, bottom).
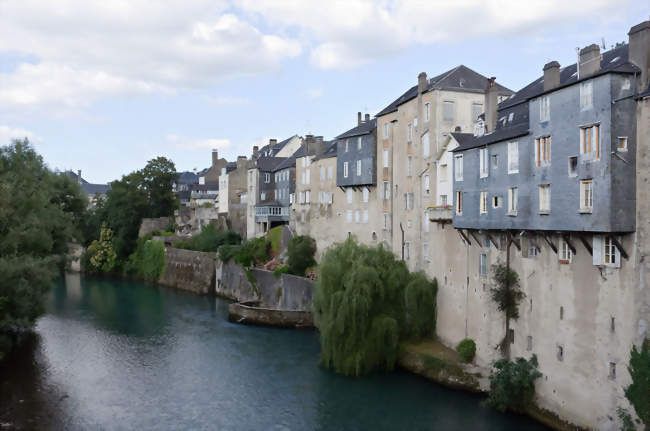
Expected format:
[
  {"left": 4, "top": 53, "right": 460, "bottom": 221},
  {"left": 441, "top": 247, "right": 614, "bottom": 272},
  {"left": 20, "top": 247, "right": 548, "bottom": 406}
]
[{"left": 0, "top": 0, "right": 647, "bottom": 183}]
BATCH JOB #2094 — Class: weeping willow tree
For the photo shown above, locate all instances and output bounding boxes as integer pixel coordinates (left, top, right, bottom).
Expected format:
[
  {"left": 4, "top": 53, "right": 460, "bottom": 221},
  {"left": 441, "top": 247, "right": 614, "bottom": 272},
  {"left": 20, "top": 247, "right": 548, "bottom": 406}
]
[{"left": 314, "top": 238, "right": 437, "bottom": 376}]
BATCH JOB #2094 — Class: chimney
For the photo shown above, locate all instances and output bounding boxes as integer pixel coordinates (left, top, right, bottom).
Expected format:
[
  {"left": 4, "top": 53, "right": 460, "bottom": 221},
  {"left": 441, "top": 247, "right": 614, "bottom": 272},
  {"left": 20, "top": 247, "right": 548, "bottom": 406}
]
[
  {"left": 485, "top": 77, "right": 498, "bottom": 133},
  {"left": 418, "top": 72, "right": 427, "bottom": 93},
  {"left": 77, "top": 169, "right": 82, "bottom": 184},
  {"left": 357, "top": 111, "right": 362, "bottom": 126},
  {"left": 212, "top": 149, "right": 218, "bottom": 168},
  {"left": 253, "top": 145, "right": 259, "bottom": 159},
  {"left": 629, "top": 20, "right": 650, "bottom": 90},
  {"left": 364, "top": 113, "right": 370, "bottom": 122},
  {"left": 578, "top": 44, "right": 601, "bottom": 79},
  {"left": 269, "top": 138, "right": 277, "bottom": 146},
  {"left": 543, "top": 61, "right": 561, "bottom": 91}
]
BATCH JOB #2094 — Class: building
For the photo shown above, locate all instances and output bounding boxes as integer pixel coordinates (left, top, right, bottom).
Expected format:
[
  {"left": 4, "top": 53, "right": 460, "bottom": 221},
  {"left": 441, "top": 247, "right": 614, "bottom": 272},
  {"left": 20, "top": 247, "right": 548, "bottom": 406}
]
[
  {"left": 198, "top": 150, "right": 228, "bottom": 185},
  {"left": 375, "top": 66, "right": 513, "bottom": 268},
  {"left": 218, "top": 157, "right": 252, "bottom": 238},
  {"left": 65, "top": 170, "right": 111, "bottom": 205},
  {"left": 433, "top": 23, "right": 650, "bottom": 429}
]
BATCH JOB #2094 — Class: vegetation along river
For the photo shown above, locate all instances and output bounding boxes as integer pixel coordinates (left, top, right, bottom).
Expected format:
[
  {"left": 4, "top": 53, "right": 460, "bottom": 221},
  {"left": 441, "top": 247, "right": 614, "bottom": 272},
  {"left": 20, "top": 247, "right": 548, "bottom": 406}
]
[{"left": 0, "top": 274, "right": 549, "bottom": 430}]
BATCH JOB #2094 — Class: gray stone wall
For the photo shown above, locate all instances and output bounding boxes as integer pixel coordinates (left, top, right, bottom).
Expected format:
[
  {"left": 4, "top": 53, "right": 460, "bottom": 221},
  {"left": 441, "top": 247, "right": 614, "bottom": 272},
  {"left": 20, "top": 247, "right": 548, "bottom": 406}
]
[
  {"left": 139, "top": 217, "right": 172, "bottom": 237},
  {"left": 158, "top": 247, "right": 217, "bottom": 295}
]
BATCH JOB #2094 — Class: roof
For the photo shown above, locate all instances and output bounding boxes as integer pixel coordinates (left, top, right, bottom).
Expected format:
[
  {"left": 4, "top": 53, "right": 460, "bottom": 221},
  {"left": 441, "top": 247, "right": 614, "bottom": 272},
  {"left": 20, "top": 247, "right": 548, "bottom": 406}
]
[
  {"left": 191, "top": 182, "right": 219, "bottom": 191},
  {"left": 637, "top": 82, "right": 650, "bottom": 99},
  {"left": 500, "top": 44, "right": 638, "bottom": 109},
  {"left": 313, "top": 141, "right": 337, "bottom": 161},
  {"left": 82, "top": 183, "right": 111, "bottom": 196},
  {"left": 256, "top": 135, "right": 299, "bottom": 158},
  {"left": 451, "top": 123, "right": 529, "bottom": 152},
  {"left": 376, "top": 65, "right": 513, "bottom": 117},
  {"left": 253, "top": 156, "right": 287, "bottom": 172},
  {"left": 336, "top": 118, "right": 377, "bottom": 139},
  {"left": 176, "top": 171, "right": 199, "bottom": 184},
  {"left": 65, "top": 171, "right": 88, "bottom": 184}
]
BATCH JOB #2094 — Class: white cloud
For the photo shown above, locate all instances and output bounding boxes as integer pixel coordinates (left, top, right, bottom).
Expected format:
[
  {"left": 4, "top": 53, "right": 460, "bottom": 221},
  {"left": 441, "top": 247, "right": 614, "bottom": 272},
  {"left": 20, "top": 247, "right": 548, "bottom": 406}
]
[
  {"left": 0, "top": 2, "right": 301, "bottom": 111},
  {"left": 166, "top": 134, "right": 231, "bottom": 151},
  {"left": 306, "top": 88, "right": 323, "bottom": 99},
  {"left": 0, "top": 125, "right": 39, "bottom": 144},
  {"left": 236, "top": 0, "right": 628, "bottom": 69}
]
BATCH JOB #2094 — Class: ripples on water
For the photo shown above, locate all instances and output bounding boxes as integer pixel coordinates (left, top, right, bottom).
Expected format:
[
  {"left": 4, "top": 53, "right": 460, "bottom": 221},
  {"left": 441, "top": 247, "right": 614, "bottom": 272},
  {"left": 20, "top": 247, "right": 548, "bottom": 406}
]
[{"left": 0, "top": 274, "right": 548, "bottom": 430}]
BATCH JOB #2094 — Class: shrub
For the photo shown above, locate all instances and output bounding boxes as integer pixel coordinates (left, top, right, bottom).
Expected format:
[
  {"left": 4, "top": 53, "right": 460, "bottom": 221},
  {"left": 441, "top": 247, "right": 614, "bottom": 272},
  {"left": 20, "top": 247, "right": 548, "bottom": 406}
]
[
  {"left": 456, "top": 338, "right": 476, "bottom": 363},
  {"left": 403, "top": 272, "right": 438, "bottom": 340},
  {"left": 267, "top": 226, "right": 283, "bottom": 256},
  {"left": 274, "top": 265, "right": 289, "bottom": 278},
  {"left": 176, "top": 225, "right": 240, "bottom": 252},
  {"left": 490, "top": 262, "right": 525, "bottom": 358},
  {"left": 234, "top": 237, "right": 271, "bottom": 268},
  {"left": 218, "top": 244, "right": 239, "bottom": 263},
  {"left": 314, "top": 238, "right": 437, "bottom": 376},
  {"left": 485, "top": 355, "right": 542, "bottom": 413},
  {"left": 287, "top": 235, "right": 317, "bottom": 276},
  {"left": 126, "top": 238, "right": 166, "bottom": 282},
  {"left": 85, "top": 223, "right": 118, "bottom": 273},
  {"left": 624, "top": 339, "right": 649, "bottom": 428}
]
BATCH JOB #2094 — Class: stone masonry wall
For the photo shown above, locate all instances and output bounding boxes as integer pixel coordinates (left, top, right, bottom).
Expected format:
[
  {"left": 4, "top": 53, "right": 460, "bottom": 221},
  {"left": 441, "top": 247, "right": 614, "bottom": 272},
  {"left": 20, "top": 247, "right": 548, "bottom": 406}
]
[
  {"left": 138, "top": 217, "right": 172, "bottom": 238},
  {"left": 158, "top": 247, "right": 216, "bottom": 295}
]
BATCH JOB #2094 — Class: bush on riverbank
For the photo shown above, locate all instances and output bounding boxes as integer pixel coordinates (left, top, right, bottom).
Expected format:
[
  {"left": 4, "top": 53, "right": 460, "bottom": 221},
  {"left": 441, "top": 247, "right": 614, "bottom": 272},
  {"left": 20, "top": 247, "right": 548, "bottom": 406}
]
[
  {"left": 287, "top": 235, "right": 316, "bottom": 277},
  {"left": 624, "top": 338, "right": 649, "bottom": 428},
  {"left": 314, "top": 238, "right": 437, "bottom": 376},
  {"left": 456, "top": 339, "right": 476, "bottom": 363},
  {"left": 485, "top": 355, "right": 542, "bottom": 413},
  {"left": 83, "top": 223, "right": 118, "bottom": 273},
  {"left": 125, "top": 237, "right": 166, "bottom": 282},
  {"left": 176, "top": 225, "right": 241, "bottom": 253}
]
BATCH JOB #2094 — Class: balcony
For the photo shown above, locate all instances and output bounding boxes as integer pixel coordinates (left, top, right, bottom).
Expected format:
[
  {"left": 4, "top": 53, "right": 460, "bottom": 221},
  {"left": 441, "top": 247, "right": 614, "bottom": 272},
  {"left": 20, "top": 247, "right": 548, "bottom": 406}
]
[
  {"left": 427, "top": 205, "right": 453, "bottom": 222},
  {"left": 255, "top": 205, "right": 290, "bottom": 222}
]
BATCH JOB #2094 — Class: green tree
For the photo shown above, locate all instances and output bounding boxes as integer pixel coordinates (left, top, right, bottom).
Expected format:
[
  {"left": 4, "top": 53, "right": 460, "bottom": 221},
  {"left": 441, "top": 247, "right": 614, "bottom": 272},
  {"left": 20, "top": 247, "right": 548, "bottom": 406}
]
[
  {"left": 85, "top": 223, "right": 118, "bottom": 272},
  {"left": 287, "top": 235, "right": 317, "bottom": 276},
  {"left": 485, "top": 355, "right": 542, "bottom": 413},
  {"left": 314, "top": 238, "right": 437, "bottom": 376},
  {"left": 0, "top": 139, "right": 86, "bottom": 359},
  {"left": 490, "top": 262, "right": 525, "bottom": 358},
  {"left": 141, "top": 156, "right": 179, "bottom": 218},
  {"left": 624, "top": 339, "right": 650, "bottom": 429}
]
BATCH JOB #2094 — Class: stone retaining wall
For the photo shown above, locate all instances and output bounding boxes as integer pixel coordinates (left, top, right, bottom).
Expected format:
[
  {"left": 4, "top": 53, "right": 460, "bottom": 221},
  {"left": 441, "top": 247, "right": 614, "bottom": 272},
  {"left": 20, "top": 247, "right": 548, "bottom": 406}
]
[
  {"left": 228, "top": 303, "right": 313, "bottom": 328},
  {"left": 158, "top": 247, "right": 216, "bottom": 295},
  {"left": 138, "top": 217, "right": 172, "bottom": 238}
]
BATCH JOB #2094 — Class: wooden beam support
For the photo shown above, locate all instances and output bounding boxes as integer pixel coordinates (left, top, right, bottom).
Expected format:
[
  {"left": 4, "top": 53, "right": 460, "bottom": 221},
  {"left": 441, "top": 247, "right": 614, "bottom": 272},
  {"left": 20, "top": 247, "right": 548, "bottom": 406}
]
[
  {"left": 457, "top": 229, "right": 472, "bottom": 246},
  {"left": 608, "top": 235, "right": 629, "bottom": 260},
  {"left": 485, "top": 232, "right": 500, "bottom": 250},
  {"left": 510, "top": 235, "right": 521, "bottom": 251},
  {"left": 562, "top": 234, "right": 577, "bottom": 256},
  {"left": 578, "top": 234, "right": 593, "bottom": 256},
  {"left": 469, "top": 229, "right": 482, "bottom": 245},
  {"left": 542, "top": 233, "right": 558, "bottom": 254}
]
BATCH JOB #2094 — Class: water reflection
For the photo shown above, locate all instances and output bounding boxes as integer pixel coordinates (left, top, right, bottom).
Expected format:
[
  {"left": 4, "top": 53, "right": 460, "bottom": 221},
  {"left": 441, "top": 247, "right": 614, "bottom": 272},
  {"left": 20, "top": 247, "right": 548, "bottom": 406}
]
[{"left": 0, "top": 275, "right": 549, "bottom": 430}]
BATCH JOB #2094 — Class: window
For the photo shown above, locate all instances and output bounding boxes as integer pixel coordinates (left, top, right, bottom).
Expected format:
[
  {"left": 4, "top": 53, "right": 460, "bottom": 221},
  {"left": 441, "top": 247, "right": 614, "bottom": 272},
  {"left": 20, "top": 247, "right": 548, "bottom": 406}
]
[
  {"left": 261, "top": 192, "right": 266, "bottom": 200},
  {"left": 383, "top": 149, "right": 389, "bottom": 168},
  {"left": 580, "top": 179, "right": 593, "bottom": 212},
  {"left": 440, "top": 195, "right": 448, "bottom": 206},
  {"left": 405, "top": 242, "right": 411, "bottom": 260},
  {"left": 357, "top": 137, "right": 362, "bottom": 150},
  {"left": 320, "top": 167, "right": 325, "bottom": 181},
  {"left": 539, "top": 184, "right": 550, "bottom": 213},
  {"left": 362, "top": 187, "right": 369, "bottom": 203},
  {"left": 425, "top": 102, "right": 430, "bottom": 121},
  {"left": 289, "top": 193, "right": 294, "bottom": 204},
  {"left": 454, "top": 155, "right": 463, "bottom": 181},
  {"left": 568, "top": 156, "right": 578, "bottom": 177},
  {"left": 609, "top": 362, "right": 616, "bottom": 380},
  {"left": 508, "top": 187, "right": 518, "bottom": 215},
  {"left": 535, "top": 136, "right": 551, "bottom": 167},
  {"left": 383, "top": 181, "right": 390, "bottom": 200},
  {"left": 343, "top": 161, "right": 349, "bottom": 178},
  {"left": 423, "top": 243, "right": 430, "bottom": 261},
  {"left": 413, "top": 116, "right": 418, "bottom": 127},
  {"left": 346, "top": 188, "right": 353, "bottom": 204},
  {"left": 611, "top": 317, "right": 616, "bottom": 333},
  {"left": 479, "top": 253, "right": 488, "bottom": 277},
  {"left": 264, "top": 173, "right": 270, "bottom": 183},
  {"left": 557, "top": 345, "right": 564, "bottom": 362},
  {"left": 472, "top": 103, "right": 483, "bottom": 122},
  {"left": 327, "top": 166, "right": 333, "bottom": 180},
  {"left": 580, "top": 81, "right": 593, "bottom": 110},
  {"left": 508, "top": 141, "right": 519, "bottom": 173},
  {"left": 298, "top": 191, "right": 303, "bottom": 203},
  {"left": 301, "top": 171, "right": 306, "bottom": 185},
  {"left": 580, "top": 124, "right": 600, "bottom": 159},
  {"left": 480, "top": 191, "right": 488, "bottom": 214},
  {"left": 407, "top": 123, "right": 413, "bottom": 142},
  {"left": 479, "top": 148, "right": 489, "bottom": 178},
  {"left": 383, "top": 212, "right": 389, "bottom": 230},
  {"left": 404, "top": 192, "right": 414, "bottom": 211},
  {"left": 526, "top": 336, "right": 533, "bottom": 351},
  {"left": 356, "top": 160, "right": 362, "bottom": 176},
  {"left": 492, "top": 154, "right": 498, "bottom": 169},
  {"left": 456, "top": 191, "right": 463, "bottom": 214},
  {"left": 407, "top": 156, "right": 413, "bottom": 176},
  {"left": 440, "top": 164, "right": 448, "bottom": 182},
  {"left": 345, "top": 140, "right": 349, "bottom": 152},
  {"left": 423, "top": 132, "right": 430, "bottom": 157},
  {"left": 354, "top": 210, "right": 360, "bottom": 223},
  {"left": 560, "top": 306, "right": 564, "bottom": 320},
  {"left": 305, "top": 190, "right": 310, "bottom": 204},
  {"left": 604, "top": 237, "right": 618, "bottom": 265},
  {"left": 560, "top": 238, "right": 572, "bottom": 263},
  {"left": 383, "top": 122, "right": 389, "bottom": 139},
  {"left": 528, "top": 244, "right": 539, "bottom": 257},
  {"left": 423, "top": 175, "right": 430, "bottom": 196},
  {"left": 539, "top": 96, "right": 550, "bottom": 122},
  {"left": 617, "top": 136, "right": 628, "bottom": 152},
  {"left": 492, "top": 195, "right": 501, "bottom": 208},
  {"left": 443, "top": 101, "right": 454, "bottom": 122},
  {"left": 346, "top": 210, "right": 352, "bottom": 223}
]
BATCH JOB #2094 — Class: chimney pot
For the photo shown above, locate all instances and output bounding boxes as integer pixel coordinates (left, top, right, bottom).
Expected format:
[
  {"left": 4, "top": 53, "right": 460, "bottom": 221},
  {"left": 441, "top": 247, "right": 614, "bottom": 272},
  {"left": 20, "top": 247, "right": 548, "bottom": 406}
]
[
  {"left": 629, "top": 20, "right": 650, "bottom": 90},
  {"left": 77, "top": 169, "right": 82, "bottom": 184},
  {"left": 365, "top": 113, "right": 370, "bottom": 122},
  {"left": 212, "top": 149, "right": 218, "bottom": 168},
  {"left": 578, "top": 44, "right": 601, "bottom": 79},
  {"left": 357, "top": 112, "right": 362, "bottom": 126},
  {"left": 543, "top": 61, "right": 561, "bottom": 91},
  {"left": 485, "top": 77, "right": 499, "bottom": 133},
  {"left": 418, "top": 72, "right": 427, "bottom": 93},
  {"left": 253, "top": 145, "right": 259, "bottom": 159},
  {"left": 269, "top": 138, "right": 277, "bottom": 146}
]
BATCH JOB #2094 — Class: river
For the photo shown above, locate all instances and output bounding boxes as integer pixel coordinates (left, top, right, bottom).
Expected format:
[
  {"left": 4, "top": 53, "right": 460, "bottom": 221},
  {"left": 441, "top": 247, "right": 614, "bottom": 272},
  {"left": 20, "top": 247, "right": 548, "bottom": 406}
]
[{"left": 0, "top": 274, "right": 548, "bottom": 430}]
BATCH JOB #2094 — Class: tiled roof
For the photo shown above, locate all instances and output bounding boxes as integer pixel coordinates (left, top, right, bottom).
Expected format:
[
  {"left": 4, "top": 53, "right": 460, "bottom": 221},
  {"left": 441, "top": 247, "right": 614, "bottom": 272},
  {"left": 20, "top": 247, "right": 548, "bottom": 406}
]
[
  {"left": 253, "top": 156, "right": 287, "bottom": 172},
  {"left": 376, "top": 65, "right": 513, "bottom": 117},
  {"left": 176, "top": 171, "right": 199, "bottom": 184},
  {"left": 257, "top": 135, "right": 299, "bottom": 158},
  {"left": 82, "top": 183, "right": 111, "bottom": 196},
  {"left": 451, "top": 123, "right": 529, "bottom": 152},
  {"left": 313, "top": 141, "right": 337, "bottom": 161},
  {"left": 336, "top": 118, "right": 376, "bottom": 139}
]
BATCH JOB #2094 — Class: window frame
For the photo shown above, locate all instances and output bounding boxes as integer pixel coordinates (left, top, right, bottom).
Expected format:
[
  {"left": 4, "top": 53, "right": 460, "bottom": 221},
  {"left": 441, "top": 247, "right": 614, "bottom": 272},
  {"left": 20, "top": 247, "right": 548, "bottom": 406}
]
[
  {"left": 535, "top": 136, "right": 551, "bottom": 167},
  {"left": 580, "top": 81, "right": 593, "bottom": 110},
  {"left": 454, "top": 155, "right": 463, "bottom": 181},
  {"left": 443, "top": 100, "right": 454, "bottom": 122},
  {"left": 508, "top": 187, "right": 518, "bottom": 216},
  {"left": 343, "top": 161, "right": 349, "bottom": 178},
  {"left": 580, "top": 179, "right": 593, "bottom": 212},
  {"left": 539, "top": 96, "right": 550, "bottom": 122},
  {"left": 508, "top": 141, "right": 519, "bottom": 174},
  {"left": 455, "top": 190, "right": 463, "bottom": 215},
  {"left": 479, "top": 190, "right": 488, "bottom": 215},
  {"left": 580, "top": 123, "right": 600, "bottom": 159},
  {"left": 479, "top": 148, "right": 489, "bottom": 178},
  {"left": 539, "top": 184, "right": 551, "bottom": 213}
]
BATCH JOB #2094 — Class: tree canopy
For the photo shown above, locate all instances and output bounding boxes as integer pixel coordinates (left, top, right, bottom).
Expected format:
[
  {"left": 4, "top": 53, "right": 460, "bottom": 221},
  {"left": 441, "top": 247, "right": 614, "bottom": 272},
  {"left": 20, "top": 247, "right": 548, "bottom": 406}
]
[{"left": 0, "top": 139, "right": 86, "bottom": 359}]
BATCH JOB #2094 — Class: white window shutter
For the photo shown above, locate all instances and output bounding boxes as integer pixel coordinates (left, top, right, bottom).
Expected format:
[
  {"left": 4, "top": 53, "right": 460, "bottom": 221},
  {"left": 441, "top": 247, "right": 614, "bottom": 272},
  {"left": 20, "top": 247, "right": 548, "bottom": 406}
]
[{"left": 592, "top": 234, "right": 603, "bottom": 266}]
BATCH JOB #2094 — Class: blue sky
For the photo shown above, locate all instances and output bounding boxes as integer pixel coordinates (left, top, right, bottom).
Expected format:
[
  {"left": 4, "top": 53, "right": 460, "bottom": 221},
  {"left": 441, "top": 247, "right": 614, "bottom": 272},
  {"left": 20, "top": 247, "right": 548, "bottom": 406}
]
[{"left": 0, "top": 0, "right": 647, "bottom": 183}]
